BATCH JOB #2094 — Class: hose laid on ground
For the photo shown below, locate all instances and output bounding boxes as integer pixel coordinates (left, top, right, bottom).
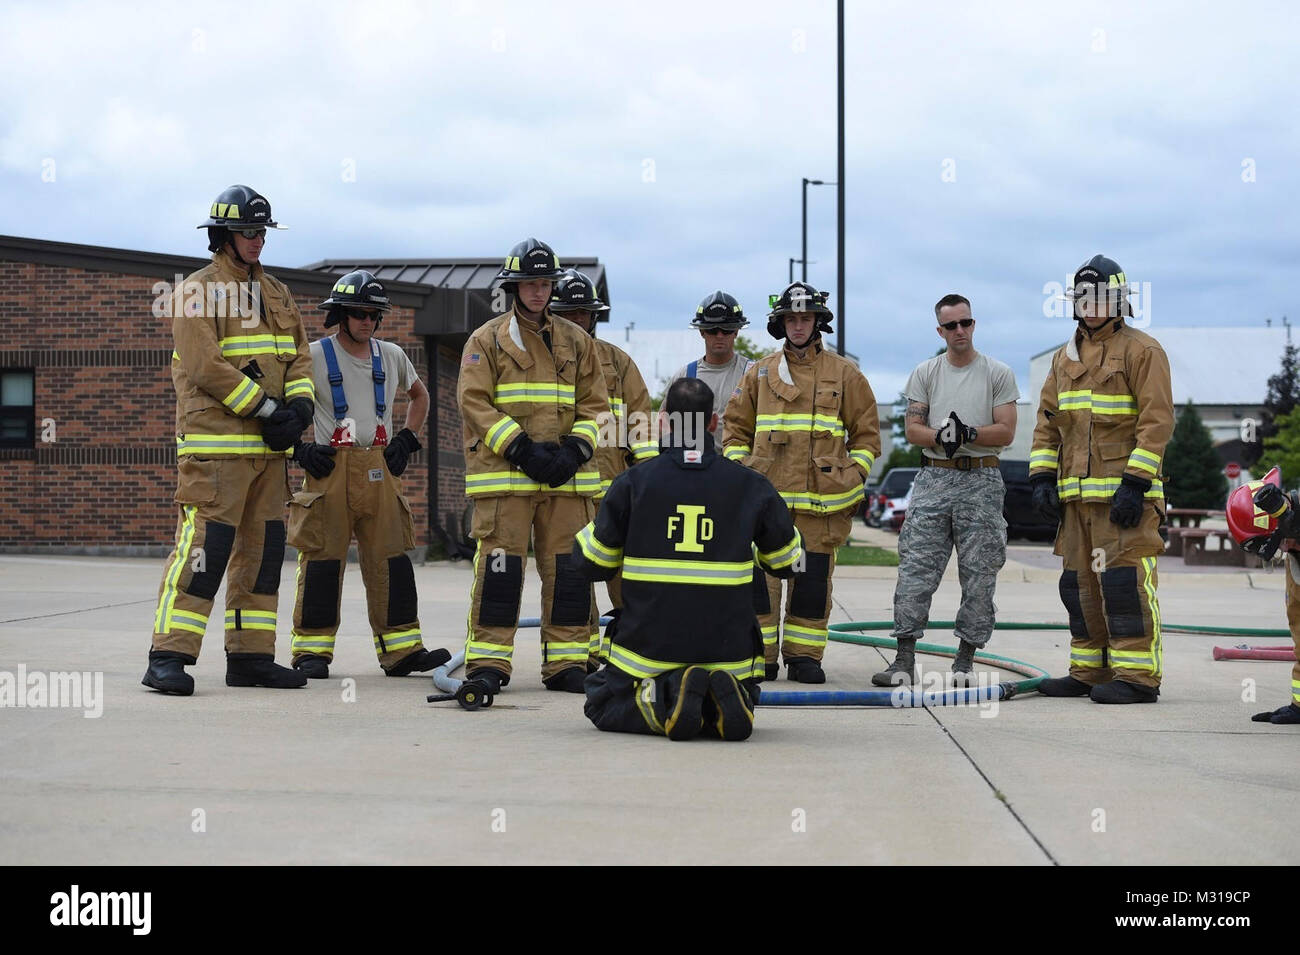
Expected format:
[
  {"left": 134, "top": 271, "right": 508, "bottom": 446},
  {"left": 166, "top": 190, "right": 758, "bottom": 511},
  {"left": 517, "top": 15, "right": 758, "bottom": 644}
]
[
  {"left": 431, "top": 615, "right": 612, "bottom": 693},
  {"left": 1212, "top": 645, "right": 1296, "bottom": 662}
]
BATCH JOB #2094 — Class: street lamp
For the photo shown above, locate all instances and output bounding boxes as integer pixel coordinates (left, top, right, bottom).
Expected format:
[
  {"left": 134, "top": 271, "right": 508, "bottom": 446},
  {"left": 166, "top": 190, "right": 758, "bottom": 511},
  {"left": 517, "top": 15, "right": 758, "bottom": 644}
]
[{"left": 801, "top": 178, "right": 836, "bottom": 283}]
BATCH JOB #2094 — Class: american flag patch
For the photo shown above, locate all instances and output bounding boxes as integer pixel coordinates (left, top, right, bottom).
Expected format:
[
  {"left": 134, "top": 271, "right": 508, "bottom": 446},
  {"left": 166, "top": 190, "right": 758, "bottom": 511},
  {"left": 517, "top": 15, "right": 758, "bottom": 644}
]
[
  {"left": 732, "top": 387, "right": 742, "bottom": 398},
  {"left": 464, "top": 353, "right": 481, "bottom": 365},
  {"left": 758, "top": 367, "right": 768, "bottom": 377}
]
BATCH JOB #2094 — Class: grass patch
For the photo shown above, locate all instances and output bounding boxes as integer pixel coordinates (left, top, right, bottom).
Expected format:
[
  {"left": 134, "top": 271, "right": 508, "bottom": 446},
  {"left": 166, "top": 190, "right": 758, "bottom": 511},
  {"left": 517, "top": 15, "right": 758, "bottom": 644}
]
[{"left": 835, "top": 543, "right": 899, "bottom": 567}]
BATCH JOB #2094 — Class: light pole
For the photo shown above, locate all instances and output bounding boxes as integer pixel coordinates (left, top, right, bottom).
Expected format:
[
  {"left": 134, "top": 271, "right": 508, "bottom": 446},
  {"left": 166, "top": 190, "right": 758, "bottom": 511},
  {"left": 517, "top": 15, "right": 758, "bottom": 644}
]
[
  {"left": 837, "top": 0, "right": 845, "bottom": 355},
  {"left": 801, "top": 178, "right": 830, "bottom": 283}
]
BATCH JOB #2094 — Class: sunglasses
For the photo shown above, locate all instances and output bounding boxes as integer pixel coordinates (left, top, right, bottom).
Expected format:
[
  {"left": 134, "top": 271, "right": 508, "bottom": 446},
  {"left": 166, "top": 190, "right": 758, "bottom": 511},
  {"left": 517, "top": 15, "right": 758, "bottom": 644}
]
[
  {"left": 344, "top": 308, "right": 380, "bottom": 321},
  {"left": 939, "top": 318, "right": 974, "bottom": 331},
  {"left": 702, "top": 328, "right": 737, "bottom": 336},
  {"left": 237, "top": 228, "right": 267, "bottom": 239}
]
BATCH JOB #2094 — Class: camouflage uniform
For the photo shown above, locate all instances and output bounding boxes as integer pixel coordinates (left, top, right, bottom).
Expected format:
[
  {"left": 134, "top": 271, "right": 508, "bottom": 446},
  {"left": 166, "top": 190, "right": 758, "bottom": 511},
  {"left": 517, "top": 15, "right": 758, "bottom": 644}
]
[{"left": 893, "top": 466, "right": 1007, "bottom": 647}]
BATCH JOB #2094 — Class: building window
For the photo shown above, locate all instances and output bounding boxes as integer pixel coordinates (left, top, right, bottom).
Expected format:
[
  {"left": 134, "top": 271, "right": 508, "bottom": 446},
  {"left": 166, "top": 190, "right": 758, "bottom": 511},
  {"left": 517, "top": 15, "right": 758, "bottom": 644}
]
[{"left": 0, "top": 369, "right": 35, "bottom": 449}]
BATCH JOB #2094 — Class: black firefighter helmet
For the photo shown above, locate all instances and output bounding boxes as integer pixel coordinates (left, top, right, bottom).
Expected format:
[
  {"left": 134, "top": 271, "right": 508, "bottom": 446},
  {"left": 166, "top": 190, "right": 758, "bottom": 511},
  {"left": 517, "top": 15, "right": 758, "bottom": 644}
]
[
  {"left": 691, "top": 290, "right": 748, "bottom": 331},
  {"left": 197, "top": 184, "right": 286, "bottom": 253},
  {"left": 494, "top": 237, "right": 567, "bottom": 294},
  {"left": 1066, "top": 254, "right": 1131, "bottom": 320},
  {"left": 319, "top": 270, "right": 392, "bottom": 328},
  {"left": 766, "top": 281, "right": 833, "bottom": 339}
]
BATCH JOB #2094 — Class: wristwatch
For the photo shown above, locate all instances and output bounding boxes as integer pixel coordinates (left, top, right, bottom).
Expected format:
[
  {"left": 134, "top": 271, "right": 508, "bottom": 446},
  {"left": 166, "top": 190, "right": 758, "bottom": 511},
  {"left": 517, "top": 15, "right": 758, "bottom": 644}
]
[{"left": 970, "top": 427, "right": 979, "bottom": 444}]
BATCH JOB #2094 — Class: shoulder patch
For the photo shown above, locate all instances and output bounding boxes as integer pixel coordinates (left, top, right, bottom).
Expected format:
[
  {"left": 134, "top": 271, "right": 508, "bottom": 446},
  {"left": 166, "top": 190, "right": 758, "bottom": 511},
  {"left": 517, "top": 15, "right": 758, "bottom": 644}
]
[
  {"left": 464, "top": 353, "right": 481, "bottom": 366},
  {"left": 758, "top": 367, "right": 768, "bottom": 377}
]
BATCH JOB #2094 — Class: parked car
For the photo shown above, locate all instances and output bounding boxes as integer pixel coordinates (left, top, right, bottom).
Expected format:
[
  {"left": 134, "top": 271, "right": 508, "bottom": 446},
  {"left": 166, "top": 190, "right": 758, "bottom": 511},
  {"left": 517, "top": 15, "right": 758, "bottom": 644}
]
[
  {"left": 999, "top": 459, "right": 1059, "bottom": 541},
  {"left": 877, "top": 467, "right": 919, "bottom": 532}
]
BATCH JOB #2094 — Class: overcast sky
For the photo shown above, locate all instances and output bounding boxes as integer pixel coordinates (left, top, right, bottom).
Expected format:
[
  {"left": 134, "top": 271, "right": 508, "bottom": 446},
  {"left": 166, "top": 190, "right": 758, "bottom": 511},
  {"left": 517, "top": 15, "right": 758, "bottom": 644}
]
[{"left": 3, "top": 0, "right": 1297, "bottom": 398}]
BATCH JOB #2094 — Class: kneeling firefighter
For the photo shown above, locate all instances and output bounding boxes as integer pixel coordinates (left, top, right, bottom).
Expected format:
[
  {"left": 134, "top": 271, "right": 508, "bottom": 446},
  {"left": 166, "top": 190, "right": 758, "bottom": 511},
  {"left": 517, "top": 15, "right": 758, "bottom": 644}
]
[
  {"left": 287, "top": 270, "right": 450, "bottom": 677},
  {"left": 723, "top": 282, "right": 881, "bottom": 684},
  {"left": 1227, "top": 469, "right": 1300, "bottom": 724},
  {"left": 575, "top": 378, "right": 804, "bottom": 740}
]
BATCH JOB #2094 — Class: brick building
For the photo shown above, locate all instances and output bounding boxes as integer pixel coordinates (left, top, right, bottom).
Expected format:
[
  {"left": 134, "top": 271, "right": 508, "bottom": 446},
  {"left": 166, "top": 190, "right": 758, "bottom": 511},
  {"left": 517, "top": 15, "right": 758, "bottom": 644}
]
[{"left": 0, "top": 235, "right": 607, "bottom": 556}]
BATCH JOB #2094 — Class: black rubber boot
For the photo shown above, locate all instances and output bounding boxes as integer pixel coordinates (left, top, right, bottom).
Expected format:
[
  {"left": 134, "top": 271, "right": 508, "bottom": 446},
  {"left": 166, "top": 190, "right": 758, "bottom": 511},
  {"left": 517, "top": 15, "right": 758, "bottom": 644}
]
[
  {"left": 384, "top": 647, "right": 452, "bottom": 677},
  {"left": 786, "top": 657, "right": 826, "bottom": 684},
  {"left": 142, "top": 650, "right": 196, "bottom": 696},
  {"left": 1253, "top": 702, "right": 1300, "bottom": 724},
  {"left": 764, "top": 664, "right": 779, "bottom": 681},
  {"left": 543, "top": 667, "right": 588, "bottom": 693},
  {"left": 1090, "top": 680, "right": 1159, "bottom": 704},
  {"left": 665, "top": 666, "right": 710, "bottom": 741},
  {"left": 294, "top": 655, "right": 330, "bottom": 680},
  {"left": 225, "top": 653, "right": 308, "bottom": 688},
  {"left": 708, "top": 670, "right": 756, "bottom": 741},
  {"left": 871, "top": 638, "right": 915, "bottom": 687},
  {"left": 951, "top": 640, "right": 978, "bottom": 685},
  {"left": 469, "top": 667, "right": 508, "bottom": 695},
  {"left": 1037, "top": 675, "right": 1093, "bottom": 697}
]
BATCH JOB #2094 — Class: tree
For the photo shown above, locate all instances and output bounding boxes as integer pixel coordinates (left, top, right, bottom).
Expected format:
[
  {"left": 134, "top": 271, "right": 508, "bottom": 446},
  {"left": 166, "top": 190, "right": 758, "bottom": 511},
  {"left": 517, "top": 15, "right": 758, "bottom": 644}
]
[
  {"left": 734, "top": 335, "right": 770, "bottom": 362},
  {"left": 1258, "top": 406, "right": 1300, "bottom": 487},
  {"left": 1163, "top": 402, "right": 1228, "bottom": 509},
  {"left": 1244, "top": 341, "right": 1299, "bottom": 466}
]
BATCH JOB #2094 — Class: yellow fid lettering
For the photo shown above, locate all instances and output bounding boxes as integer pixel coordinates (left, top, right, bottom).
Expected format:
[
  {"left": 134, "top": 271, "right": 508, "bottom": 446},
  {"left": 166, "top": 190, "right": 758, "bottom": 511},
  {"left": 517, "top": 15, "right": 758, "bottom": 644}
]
[{"left": 669, "top": 504, "right": 710, "bottom": 553}]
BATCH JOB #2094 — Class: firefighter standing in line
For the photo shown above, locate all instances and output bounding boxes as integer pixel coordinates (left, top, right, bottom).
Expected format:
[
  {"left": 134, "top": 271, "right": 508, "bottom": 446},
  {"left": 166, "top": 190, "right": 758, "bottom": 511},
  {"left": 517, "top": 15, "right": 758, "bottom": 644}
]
[
  {"left": 1031, "top": 254, "right": 1173, "bottom": 704},
  {"left": 456, "top": 238, "right": 608, "bottom": 694},
  {"left": 575, "top": 378, "right": 803, "bottom": 740},
  {"left": 1225, "top": 470, "right": 1300, "bottom": 724},
  {"left": 664, "top": 291, "right": 754, "bottom": 448},
  {"left": 286, "top": 270, "right": 452, "bottom": 679},
  {"left": 143, "top": 185, "right": 315, "bottom": 695},
  {"left": 548, "top": 270, "right": 658, "bottom": 667},
  {"left": 724, "top": 282, "right": 881, "bottom": 684}
]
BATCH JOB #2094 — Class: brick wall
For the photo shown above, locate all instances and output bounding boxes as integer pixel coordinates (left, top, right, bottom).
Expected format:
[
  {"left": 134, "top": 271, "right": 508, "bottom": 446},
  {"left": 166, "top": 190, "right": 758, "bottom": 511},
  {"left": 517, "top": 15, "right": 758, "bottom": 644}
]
[{"left": 0, "top": 256, "right": 451, "bottom": 554}]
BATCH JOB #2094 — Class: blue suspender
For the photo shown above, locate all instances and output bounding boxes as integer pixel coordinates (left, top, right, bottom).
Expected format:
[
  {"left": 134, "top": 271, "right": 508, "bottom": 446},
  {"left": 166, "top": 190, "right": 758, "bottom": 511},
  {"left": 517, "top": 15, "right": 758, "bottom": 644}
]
[
  {"left": 370, "top": 339, "right": 386, "bottom": 419},
  {"left": 320, "top": 337, "right": 349, "bottom": 420},
  {"left": 687, "top": 360, "right": 698, "bottom": 378}
]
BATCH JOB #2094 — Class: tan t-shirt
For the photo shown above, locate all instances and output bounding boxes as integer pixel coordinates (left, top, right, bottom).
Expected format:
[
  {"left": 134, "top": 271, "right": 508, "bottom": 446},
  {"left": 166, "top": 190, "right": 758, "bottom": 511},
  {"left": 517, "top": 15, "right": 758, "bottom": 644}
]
[
  {"left": 309, "top": 335, "right": 418, "bottom": 448},
  {"left": 903, "top": 352, "right": 1019, "bottom": 459}
]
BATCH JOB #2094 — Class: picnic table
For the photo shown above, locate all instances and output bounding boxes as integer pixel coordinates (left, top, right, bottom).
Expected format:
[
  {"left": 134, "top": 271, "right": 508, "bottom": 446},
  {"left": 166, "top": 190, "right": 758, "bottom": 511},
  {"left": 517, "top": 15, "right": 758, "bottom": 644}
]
[{"left": 1163, "top": 508, "right": 1257, "bottom": 566}]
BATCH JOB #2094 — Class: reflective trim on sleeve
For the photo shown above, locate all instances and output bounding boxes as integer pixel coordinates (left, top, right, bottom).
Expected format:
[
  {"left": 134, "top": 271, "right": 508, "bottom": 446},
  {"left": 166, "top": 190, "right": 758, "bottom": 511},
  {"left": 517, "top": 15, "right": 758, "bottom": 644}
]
[
  {"left": 576, "top": 522, "right": 622, "bottom": 568},
  {"left": 485, "top": 416, "right": 523, "bottom": 455},
  {"left": 1029, "top": 448, "right": 1059, "bottom": 469},
  {"left": 630, "top": 440, "right": 659, "bottom": 461},
  {"left": 756, "top": 529, "right": 803, "bottom": 571},
  {"left": 222, "top": 376, "right": 264, "bottom": 415},
  {"left": 570, "top": 418, "right": 600, "bottom": 448},
  {"left": 849, "top": 448, "right": 875, "bottom": 472},
  {"left": 1127, "top": 448, "right": 1161, "bottom": 476},
  {"left": 724, "top": 445, "right": 750, "bottom": 461},
  {"left": 283, "top": 377, "right": 315, "bottom": 402}
]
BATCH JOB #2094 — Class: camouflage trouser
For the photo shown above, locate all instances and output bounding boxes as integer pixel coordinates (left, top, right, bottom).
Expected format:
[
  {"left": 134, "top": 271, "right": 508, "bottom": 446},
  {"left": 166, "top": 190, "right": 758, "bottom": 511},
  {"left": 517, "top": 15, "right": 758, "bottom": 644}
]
[{"left": 892, "top": 465, "right": 1007, "bottom": 648}]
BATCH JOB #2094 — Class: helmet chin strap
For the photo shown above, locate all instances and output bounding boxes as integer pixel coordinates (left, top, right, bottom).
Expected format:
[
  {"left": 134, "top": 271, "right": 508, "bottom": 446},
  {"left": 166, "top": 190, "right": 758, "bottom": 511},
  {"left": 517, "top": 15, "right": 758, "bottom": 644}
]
[
  {"left": 224, "top": 235, "right": 256, "bottom": 269},
  {"left": 339, "top": 314, "right": 365, "bottom": 345}
]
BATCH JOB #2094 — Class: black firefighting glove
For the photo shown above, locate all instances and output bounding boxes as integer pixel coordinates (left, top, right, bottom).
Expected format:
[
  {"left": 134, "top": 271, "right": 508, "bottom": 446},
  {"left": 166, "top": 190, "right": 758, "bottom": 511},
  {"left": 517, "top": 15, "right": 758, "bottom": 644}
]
[
  {"left": 384, "top": 427, "right": 422, "bottom": 478},
  {"left": 503, "top": 433, "right": 561, "bottom": 484},
  {"left": 937, "top": 410, "right": 976, "bottom": 459},
  {"left": 261, "top": 406, "right": 306, "bottom": 452},
  {"left": 1109, "top": 473, "right": 1149, "bottom": 528},
  {"left": 293, "top": 440, "right": 337, "bottom": 480},
  {"left": 539, "top": 436, "right": 591, "bottom": 488},
  {"left": 1254, "top": 484, "right": 1300, "bottom": 540},
  {"left": 1030, "top": 473, "right": 1060, "bottom": 522}
]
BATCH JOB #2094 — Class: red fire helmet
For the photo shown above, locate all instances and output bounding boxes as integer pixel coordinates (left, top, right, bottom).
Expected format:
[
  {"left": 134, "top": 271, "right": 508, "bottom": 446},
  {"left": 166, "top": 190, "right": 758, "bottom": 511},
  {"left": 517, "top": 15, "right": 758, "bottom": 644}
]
[{"left": 1226, "top": 466, "right": 1283, "bottom": 546}]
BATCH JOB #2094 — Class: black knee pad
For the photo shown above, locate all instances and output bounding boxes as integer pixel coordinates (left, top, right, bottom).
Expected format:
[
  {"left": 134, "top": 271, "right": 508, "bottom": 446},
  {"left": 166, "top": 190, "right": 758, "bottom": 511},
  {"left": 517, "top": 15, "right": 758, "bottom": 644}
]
[
  {"left": 1058, "top": 570, "right": 1090, "bottom": 640},
  {"left": 387, "top": 554, "right": 418, "bottom": 626},
  {"left": 185, "top": 520, "right": 235, "bottom": 600},
  {"left": 252, "top": 520, "right": 286, "bottom": 595},
  {"left": 551, "top": 553, "right": 593, "bottom": 627},
  {"left": 479, "top": 552, "right": 523, "bottom": 627},
  {"left": 1101, "top": 566, "right": 1144, "bottom": 637},
  {"left": 301, "top": 559, "right": 341, "bottom": 629},
  {"left": 751, "top": 567, "right": 771, "bottom": 615},
  {"left": 790, "top": 551, "right": 831, "bottom": 619}
]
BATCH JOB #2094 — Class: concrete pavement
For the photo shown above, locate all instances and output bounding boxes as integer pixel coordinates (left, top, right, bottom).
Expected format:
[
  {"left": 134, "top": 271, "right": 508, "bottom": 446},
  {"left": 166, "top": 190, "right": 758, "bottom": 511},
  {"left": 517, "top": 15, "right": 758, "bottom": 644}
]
[{"left": 1, "top": 550, "right": 1296, "bottom": 865}]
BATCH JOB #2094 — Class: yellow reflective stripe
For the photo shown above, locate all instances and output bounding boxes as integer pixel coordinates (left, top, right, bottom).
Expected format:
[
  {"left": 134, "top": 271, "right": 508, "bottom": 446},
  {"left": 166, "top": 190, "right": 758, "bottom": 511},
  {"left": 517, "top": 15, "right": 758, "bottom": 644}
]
[
  {"left": 1128, "top": 448, "right": 1161, "bottom": 475},
  {"left": 284, "top": 377, "right": 315, "bottom": 401},
  {"left": 169, "top": 609, "right": 209, "bottom": 635},
  {"left": 630, "top": 441, "right": 659, "bottom": 461},
  {"left": 757, "top": 530, "right": 803, "bottom": 570},
  {"left": 607, "top": 642, "right": 762, "bottom": 681},
  {"left": 577, "top": 522, "right": 622, "bottom": 568},
  {"left": 485, "top": 416, "right": 523, "bottom": 455},
  {"left": 622, "top": 556, "right": 754, "bottom": 585},
  {"left": 1110, "top": 650, "right": 1155, "bottom": 670},
  {"left": 1070, "top": 647, "right": 1105, "bottom": 668},
  {"left": 225, "top": 609, "right": 277, "bottom": 631},
  {"left": 466, "top": 470, "right": 541, "bottom": 494},
  {"left": 760, "top": 625, "right": 778, "bottom": 647},
  {"left": 466, "top": 640, "right": 514, "bottom": 661},
  {"left": 177, "top": 434, "right": 288, "bottom": 456},
  {"left": 1143, "top": 556, "right": 1162, "bottom": 678},
  {"left": 1058, "top": 391, "right": 1091, "bottom": 411},
  {"left": 291, "top": 633, "right": 335, "bottom": 653},
  {"left": 782, "top": 622, "right": 827, "bottom": 646},
  {"left": 1057, "top": 477, "right": 1164, "bottom": 501},
  {"left": 779, "top": 484, "right": 866, "bottom": 513},
  {"left": 154, "top": 506, "right": 197, "bottom": 635},
  {"left": 1029, "top": 448, "right": 1059, "bottom": 467},
  {"left": 172, "top": 350, "right": 180, "bottom": 361},
  {"left": 634, "top": 683, "right": 667, "bottom": 736},
  {"left": 571, "top": 419, "right": 599, "bottom": 446},
  {"left": 1292, "top": 678, "right": 1300, "bottom": 704},
  {"left": 222, "top": 377, "right": 263, "bottom": 415},
  {"left": 609, "top": 397, "right": 626, "bottom": 414},
  {"left": 217, "top": 334, "right": 298, "bottom": 357},
  {"left": 849, "top": 448, "right": 875, "bottom": 471},
  {"left": 755, "top": 413, "right": 846, "bottom": 437},
  {"left": 493, "top": 383, "right": 576, "bottom": 403},
  {"left": 724, "top": 445, "right": 749, "bottom": 461},
  {"left": 545, "top": 641, "right": 589, "bottom": 661},
  {"left": 1054, "top": 390, "right": 1138, "bottom": 415},
  {"left": 377, "top": 629, "right": 422, "bottom": 652}
]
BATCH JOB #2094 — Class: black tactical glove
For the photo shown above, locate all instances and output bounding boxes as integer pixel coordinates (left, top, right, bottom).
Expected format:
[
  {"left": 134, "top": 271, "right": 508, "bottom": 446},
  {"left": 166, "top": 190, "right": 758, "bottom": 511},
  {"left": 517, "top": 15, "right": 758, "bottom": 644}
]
[
  {"left": 538, "top": 436, "right": 590, "bottom": 488},
  {"left": 936, "top": 410, "right": 976, "bottom": 459},
  {"left": 1109, "top": 473, "right": 1149, "bottom": 528},
  {"left": 384, "top": 427, "right": 422, "bottom": 478},
  {"left": 293, "top": 440, "right": 337, "bottom": 479},
  {"left": 503, "top": 433, "right": 562, "bottom": 484},
  {"left": 1030, "top": 473, "right": 1060, "bottom": 522},
  {"left": 1254, "top": 484, "right": 1300, "bottom": 540},
  {"left": 262, "top": 407, "right": 305, "bottom": 452}
]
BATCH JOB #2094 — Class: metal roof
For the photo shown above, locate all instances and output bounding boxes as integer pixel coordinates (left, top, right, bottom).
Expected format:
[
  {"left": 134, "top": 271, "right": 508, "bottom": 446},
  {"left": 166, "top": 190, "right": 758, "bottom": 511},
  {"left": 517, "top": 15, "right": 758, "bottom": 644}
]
[{"left": 300, "top": 256, "right": 607, "bottom": 300}]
